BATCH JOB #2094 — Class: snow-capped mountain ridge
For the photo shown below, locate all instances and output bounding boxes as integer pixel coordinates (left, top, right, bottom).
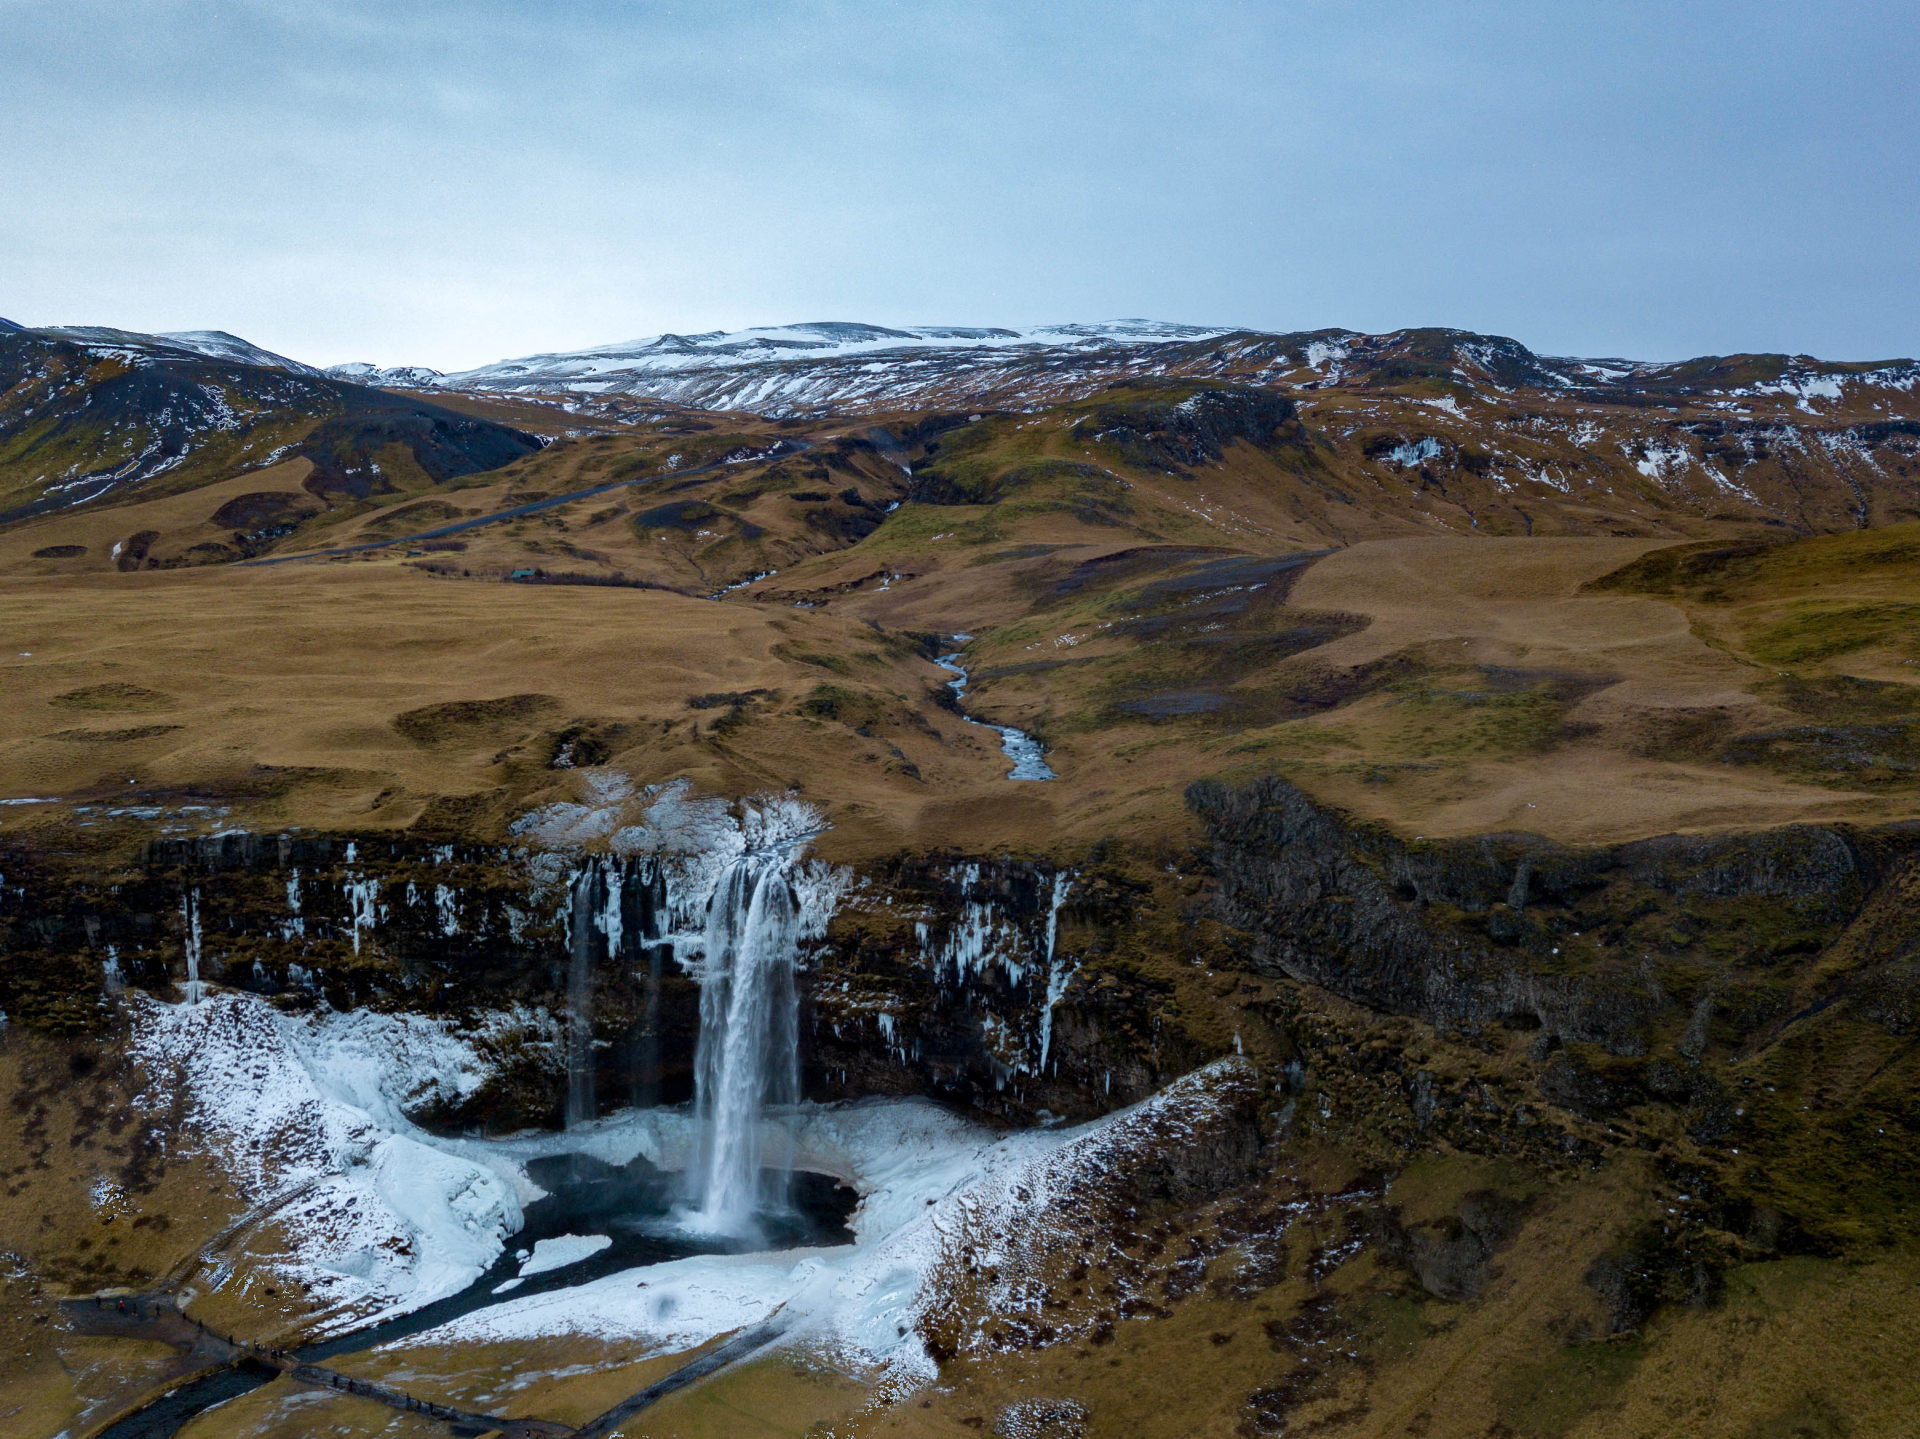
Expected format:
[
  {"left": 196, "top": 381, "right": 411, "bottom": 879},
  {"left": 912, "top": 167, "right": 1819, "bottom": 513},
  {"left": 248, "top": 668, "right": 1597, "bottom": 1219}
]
[
  {"left": 327, "top": 360, "right": 447, "bottom": 388},
  {"left": 444, "top": 319, "right": 1231, "bottom": 386},
  {"left": 15, "top": 316, "right": 1917, "bottom": 427},
  {"left": 411, "top": 319, "right": 1919, "bottom": 420}
]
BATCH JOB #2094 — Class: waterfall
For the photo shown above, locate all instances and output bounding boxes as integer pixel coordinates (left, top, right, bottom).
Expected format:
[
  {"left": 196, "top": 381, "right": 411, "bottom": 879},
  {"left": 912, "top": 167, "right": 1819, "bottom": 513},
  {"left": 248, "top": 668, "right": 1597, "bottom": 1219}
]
[
  {"left": 181, "top": 888, "right": 203, "bottom": 1005},
  {"left": 689, "top": 855, "right": 801, "bottom": 1235},
  {"left": 564, "top": 862, "right": 604, "bottom": 1130},
  {"left": 1038, "top": 872, "right": 1076, "bottom": 1072},
  {"left": 565, "top": 854, "right": 676, "bottom": 1129}
]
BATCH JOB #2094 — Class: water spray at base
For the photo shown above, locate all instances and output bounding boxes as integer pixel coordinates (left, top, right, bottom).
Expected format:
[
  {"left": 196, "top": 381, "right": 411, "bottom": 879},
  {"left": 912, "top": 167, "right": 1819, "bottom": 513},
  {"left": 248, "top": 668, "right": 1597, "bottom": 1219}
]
[{"left": 521, "top": 780, "right": 842, "bottom": 1239}]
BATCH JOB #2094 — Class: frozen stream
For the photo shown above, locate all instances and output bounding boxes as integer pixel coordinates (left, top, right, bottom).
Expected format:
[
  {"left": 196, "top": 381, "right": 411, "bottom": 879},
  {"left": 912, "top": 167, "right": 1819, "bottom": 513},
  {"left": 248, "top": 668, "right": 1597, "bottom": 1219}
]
[{"left": 934, "top": 640, "right": 1056, "bottom": 781}]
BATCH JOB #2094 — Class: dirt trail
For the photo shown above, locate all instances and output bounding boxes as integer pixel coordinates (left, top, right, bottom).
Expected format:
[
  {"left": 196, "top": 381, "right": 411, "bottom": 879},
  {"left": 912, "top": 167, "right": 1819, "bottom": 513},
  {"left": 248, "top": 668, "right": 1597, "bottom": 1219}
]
[{"left": 572, "top": 1313, "right": 792, "bottom": 1439}]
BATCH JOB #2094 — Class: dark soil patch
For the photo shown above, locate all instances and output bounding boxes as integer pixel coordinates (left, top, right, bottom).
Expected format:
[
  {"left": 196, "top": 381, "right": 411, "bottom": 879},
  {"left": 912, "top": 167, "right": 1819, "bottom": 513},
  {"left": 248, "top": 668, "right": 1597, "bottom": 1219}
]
[
  {"left": 393, "top": 693, "right": 561, "bottom": 742},
  {"left": 208, "top": 491, "right": 322, "bottom": 531},
  {"left": 632, "top": 500, "right": 721, "bottom": 531},
  {"left": 51, "top": 683, "right": 174, "bottom": 711},
  {"left": 45, "top": 724, "right": 183, "bottom": 743}
]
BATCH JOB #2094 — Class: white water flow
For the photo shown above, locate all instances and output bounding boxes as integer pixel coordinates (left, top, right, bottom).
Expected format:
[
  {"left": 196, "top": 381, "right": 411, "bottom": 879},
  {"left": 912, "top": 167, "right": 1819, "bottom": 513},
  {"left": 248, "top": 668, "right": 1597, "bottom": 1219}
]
[
  {"left": 564, "top": 864, "right": 599, "bottom": 1131},
  {"left": 934, "top": 641, "right": 1056, "bottom": 781},
  {"left": 689, "top": 855, "right": 801, "bottom": 1235},
  {"left": 181, "top": 888, "right": 204, "bottom": 1005}
]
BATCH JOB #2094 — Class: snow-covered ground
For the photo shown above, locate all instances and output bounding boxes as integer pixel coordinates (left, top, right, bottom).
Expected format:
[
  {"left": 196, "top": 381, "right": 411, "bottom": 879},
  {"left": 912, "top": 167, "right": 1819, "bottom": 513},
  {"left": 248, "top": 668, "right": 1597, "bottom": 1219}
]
[
  {"left": 129, "top": 989, "right": 1250, "bottom": 1393},
  {"left": 130, "top": 993, "right": 538, "bottom": 1324},
  {"left": 428, "top": 1058, "right": 1251, "bottom": 1390},
  {"left": 518, "top": 1233, "right": 613, "bottom": 1276}
]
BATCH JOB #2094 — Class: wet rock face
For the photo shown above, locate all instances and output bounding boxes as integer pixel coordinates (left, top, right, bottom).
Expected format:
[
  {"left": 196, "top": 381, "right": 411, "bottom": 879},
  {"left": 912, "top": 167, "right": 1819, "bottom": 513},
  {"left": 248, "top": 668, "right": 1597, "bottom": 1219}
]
[
  {"left": 0, "top": 832, "right": 1171, "bottom": 1128},
  {"left": 1186, "top": 775, "right": 1917, "bottom": 1058},
  {"left": 3, "top": 831, "right": 692, "bottom": 1129},
  {"left": 803, "top": 855, "right": 1177, "bottom": 1124}
]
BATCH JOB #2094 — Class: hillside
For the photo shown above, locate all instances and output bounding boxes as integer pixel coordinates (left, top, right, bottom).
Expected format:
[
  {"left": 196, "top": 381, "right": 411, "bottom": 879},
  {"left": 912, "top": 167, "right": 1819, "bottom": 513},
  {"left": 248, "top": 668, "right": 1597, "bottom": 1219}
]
[
  {"left": 409, "top": 322, "right": 1920, "bottom": 538},
  {"left": 1, "top": 318, "right": 1917, "bottom": 1439},
  {"left": 0, "top": 325, "right": 545, "bottom": 532}
]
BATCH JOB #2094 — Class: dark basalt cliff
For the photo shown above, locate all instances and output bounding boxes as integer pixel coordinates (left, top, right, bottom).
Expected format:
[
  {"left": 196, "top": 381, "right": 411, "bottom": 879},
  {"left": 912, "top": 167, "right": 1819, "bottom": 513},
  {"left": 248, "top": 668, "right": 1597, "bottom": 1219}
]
[
  {"left": 1188, "top": 774, "right": 1920, "bottom": 1279},
  {"left": 7, "top": 781, "right": 1917, "bottom": 1274},
  {"left": 1187, "top": 775, "right": 1920, "bottom": 1063},
  {"left": 6, "top": 780, "right": 1919, "bottom": 1344},
  {"left": 0, "top": 832, "right": 1203, "bottom": 1131}
]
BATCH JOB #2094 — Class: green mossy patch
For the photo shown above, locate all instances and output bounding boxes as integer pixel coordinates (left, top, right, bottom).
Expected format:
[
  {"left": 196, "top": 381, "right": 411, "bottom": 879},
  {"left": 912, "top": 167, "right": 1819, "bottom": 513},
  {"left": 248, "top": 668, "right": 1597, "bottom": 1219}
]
[
  {"left": 1495, "top": 1337, "right": 1645, "bottom": 1438},
  {"left": 1746, "top": 601, "right": 1920, "bottom": 665}
]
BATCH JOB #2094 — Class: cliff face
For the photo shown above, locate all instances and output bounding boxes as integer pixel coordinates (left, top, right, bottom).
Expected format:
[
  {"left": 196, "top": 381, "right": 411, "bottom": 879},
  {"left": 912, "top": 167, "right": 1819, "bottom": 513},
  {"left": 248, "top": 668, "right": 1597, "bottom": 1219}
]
[
  {"left": 1187, "top": 774, "right": 1916, "bottom": 1061},
  {"left": 807, "top": 854, "right": 1212, "bottom": 1123},
  {"left": 8, "top": 782, "right": 1916, "bottom": 1264},
  {"left": 1188, "top": 775, "right": 1920, "bottom": 1263},
  {"left": 0, "top": 832, "right": 1201, "bottom": 1130}
]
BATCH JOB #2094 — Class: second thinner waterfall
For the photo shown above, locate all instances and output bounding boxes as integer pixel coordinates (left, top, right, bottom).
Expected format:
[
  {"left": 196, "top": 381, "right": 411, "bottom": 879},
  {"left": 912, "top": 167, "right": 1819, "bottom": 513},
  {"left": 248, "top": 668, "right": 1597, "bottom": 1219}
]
[{"left": 689, "top": 853, "right": 802, "bottom": 1235}]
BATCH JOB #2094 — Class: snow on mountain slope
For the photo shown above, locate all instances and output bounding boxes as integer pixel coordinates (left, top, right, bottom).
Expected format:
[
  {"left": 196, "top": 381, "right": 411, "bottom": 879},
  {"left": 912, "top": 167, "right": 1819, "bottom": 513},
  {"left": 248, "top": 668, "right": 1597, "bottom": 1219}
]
[
  {"left": 416, "top": 319, "right": 1920, "bottom": 422},
  {"left": 327, "top": 361, "right": 448, "bottom": 388},
  {"left": 451, "top": 319, "right": 1228, "bottom": 382},
  {"left": 0, "top": 327, "right": 544, "bottom": 528},
  {"left": 436, "top": 319, "right": 1237, "bottom": 415},
  {"left": 36, "top": 324, "right": 325, "bottom": 376}
]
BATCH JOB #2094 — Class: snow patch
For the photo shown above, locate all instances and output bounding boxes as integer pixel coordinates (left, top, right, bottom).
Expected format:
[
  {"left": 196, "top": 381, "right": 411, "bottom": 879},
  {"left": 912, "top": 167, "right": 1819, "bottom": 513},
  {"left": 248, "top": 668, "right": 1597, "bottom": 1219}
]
[
  {"left": 128, "top": 993, "right": 533, "bottom": 1331},
  {"left": 403, "top": 1062, "right": 1256, "bottom": 1394},
  {"left": 520, "top": 1234, "right": 614, "bottom": 1277},
  {"left": 1385, "top": 437, "right": 1442, "bottom": 467}
]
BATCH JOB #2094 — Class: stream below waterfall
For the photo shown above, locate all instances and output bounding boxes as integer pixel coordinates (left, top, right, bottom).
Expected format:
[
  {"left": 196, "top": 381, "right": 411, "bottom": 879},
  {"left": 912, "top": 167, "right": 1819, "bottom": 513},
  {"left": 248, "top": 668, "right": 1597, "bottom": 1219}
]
[
  {"left": 101, "top": 1154, "right": 859, "bottom": 1437},
  {"left": 933, "top": 641, "right": 1056, "bottom": 781}
]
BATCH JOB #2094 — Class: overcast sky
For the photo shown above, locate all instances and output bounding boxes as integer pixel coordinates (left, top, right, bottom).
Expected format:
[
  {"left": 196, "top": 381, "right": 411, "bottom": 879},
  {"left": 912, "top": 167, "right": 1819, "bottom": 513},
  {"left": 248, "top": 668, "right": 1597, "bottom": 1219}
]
[{"left": 4, "top": 0, "right": 1916, "bottom": 370}]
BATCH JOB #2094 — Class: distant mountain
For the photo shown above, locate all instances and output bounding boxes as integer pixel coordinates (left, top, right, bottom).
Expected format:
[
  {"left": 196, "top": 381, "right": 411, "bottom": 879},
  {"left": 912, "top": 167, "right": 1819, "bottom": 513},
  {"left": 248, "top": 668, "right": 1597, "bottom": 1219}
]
[
  {"left": 449, "top": 318, "right": 1225, "bottom": 379},
  {"left": 0, "top": 324, "right": 541, "bottom": 527},
  {"left": 411, "top": 319, "right": 1920, "bottom": 423},
  {"left": 9, "top": 315, "right": 1919, "bottom": 543},
  {"left": 327, "top": 361, "right": 447, "bottom": 388},
  {"left": 434, "top": 319, "right": 1235, "bottom": 413},
  {"left": 0, "top": 317, "right": 23, "bottom": 333},
  {"left": 34, "top": 324, "right": 326, "bottom": 377}
]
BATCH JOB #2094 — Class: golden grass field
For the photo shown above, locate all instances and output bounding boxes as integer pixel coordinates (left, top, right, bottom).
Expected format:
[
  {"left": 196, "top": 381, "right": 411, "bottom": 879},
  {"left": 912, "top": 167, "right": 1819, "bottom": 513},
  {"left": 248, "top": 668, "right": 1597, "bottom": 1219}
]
[{"left": 3, "top": 518, "right": 1914, "bottom": 865}]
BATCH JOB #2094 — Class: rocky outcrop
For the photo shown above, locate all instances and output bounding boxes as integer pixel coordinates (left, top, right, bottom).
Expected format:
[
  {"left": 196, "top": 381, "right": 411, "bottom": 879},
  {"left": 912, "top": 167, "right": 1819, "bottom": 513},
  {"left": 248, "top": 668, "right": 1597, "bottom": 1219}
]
[
  {"left": 807, "top": 855, "right": 1208, "bottom": 1123},
  {"left": 1186, "top": 774, "right": 1916, "bottom": 1059},
  {"left": 1367, "top": 1190, "right": 1522, "bottom": 1302},
  {"left": 1085, "top": 385, "right": 1304, "bottom": 472}
]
